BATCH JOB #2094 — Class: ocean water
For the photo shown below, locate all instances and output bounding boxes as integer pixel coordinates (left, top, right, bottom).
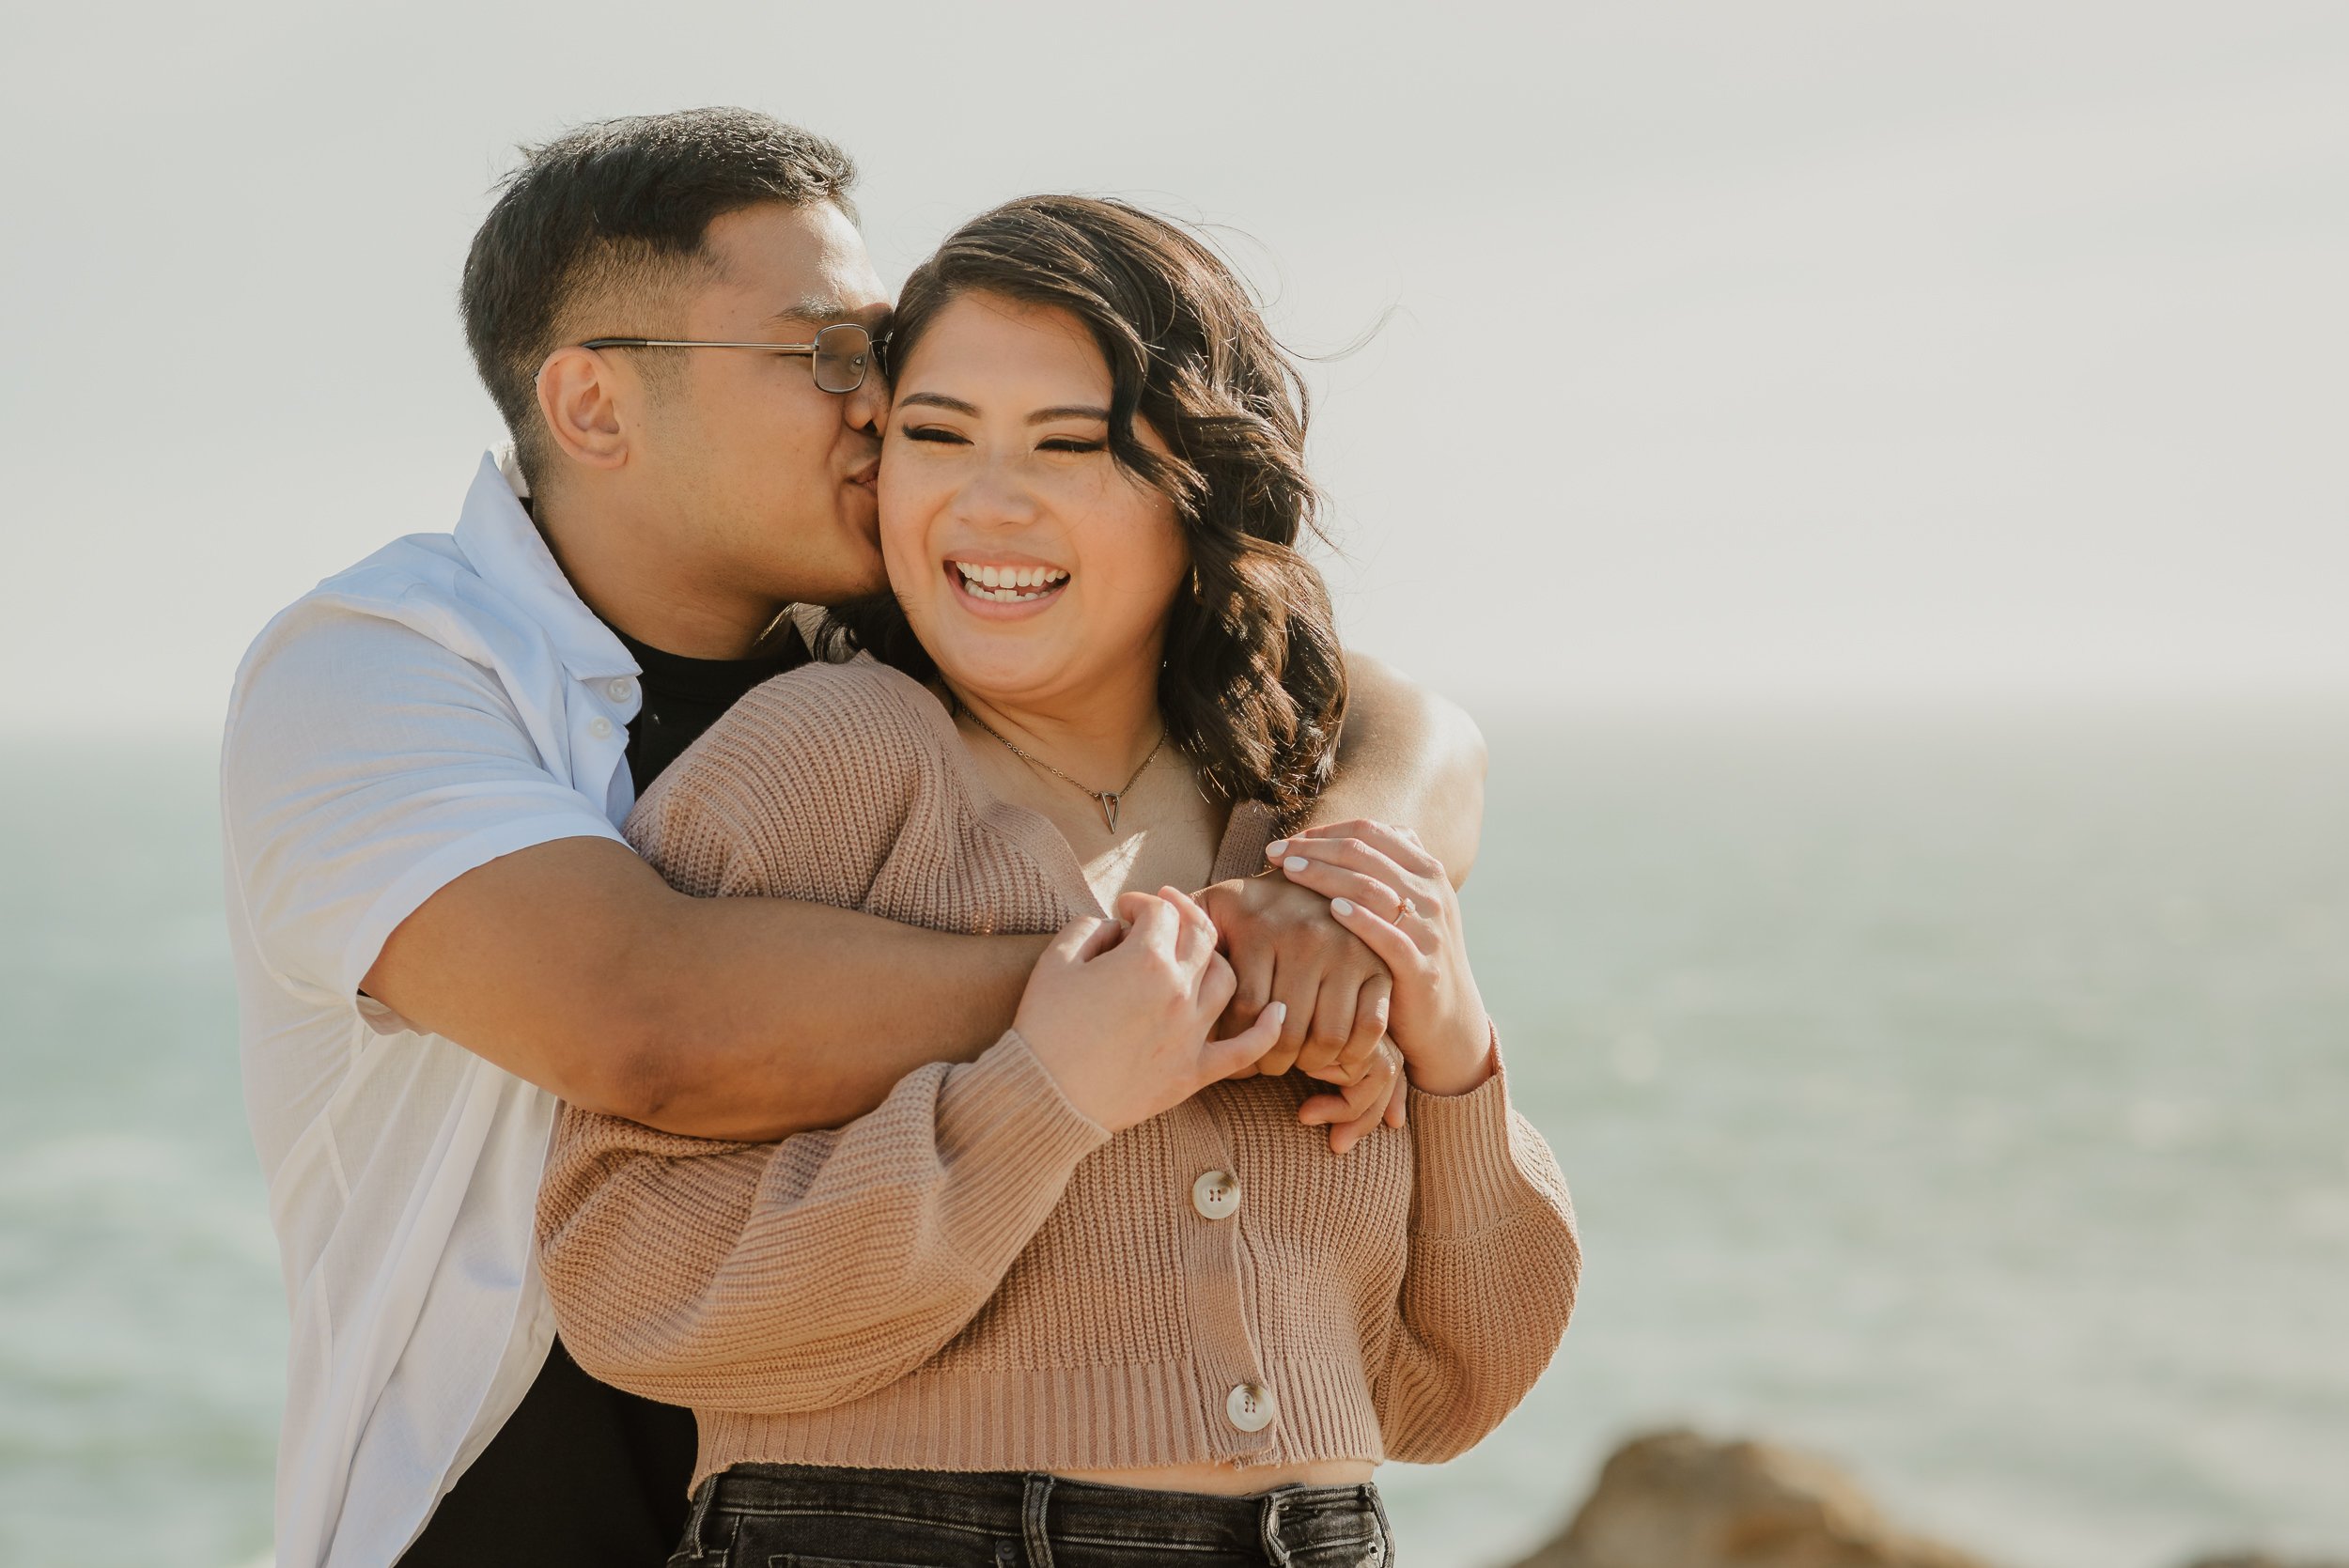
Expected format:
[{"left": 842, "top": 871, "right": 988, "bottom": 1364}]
[{"left": 2, "top": 707, "right": 2344, "bottom": 1568}]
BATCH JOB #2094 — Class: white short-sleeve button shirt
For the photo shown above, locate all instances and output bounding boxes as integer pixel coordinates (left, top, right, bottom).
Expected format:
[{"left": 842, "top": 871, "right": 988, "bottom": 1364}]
[{"left": 220, "top": 454, "right": 646, "bottom": 1568}]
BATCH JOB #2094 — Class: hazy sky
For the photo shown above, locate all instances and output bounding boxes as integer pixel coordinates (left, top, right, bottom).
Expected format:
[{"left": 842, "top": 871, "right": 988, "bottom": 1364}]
[{"left": 3, "top": 2, "right": 2343, "bottom": 731}]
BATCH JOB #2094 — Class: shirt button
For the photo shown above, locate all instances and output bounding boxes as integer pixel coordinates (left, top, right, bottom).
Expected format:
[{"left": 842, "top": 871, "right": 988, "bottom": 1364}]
[
  {"left": 588, "top": 716, "right": 614, "bottom": 739},
  {"left": 1225, "top": 1381, "right": 1276, "bottom": 1434},
  {"left": 606, "top": 677, "right": 635, "bottom": 703},
  {"left": 1191, "top": 1170, "right": 1241, "bottom": 1220}
]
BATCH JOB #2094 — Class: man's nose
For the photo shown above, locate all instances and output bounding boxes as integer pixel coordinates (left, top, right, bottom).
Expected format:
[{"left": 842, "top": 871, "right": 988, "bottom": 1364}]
[{"left": 843, "top": 364, "right": 889, "bottom": 437}]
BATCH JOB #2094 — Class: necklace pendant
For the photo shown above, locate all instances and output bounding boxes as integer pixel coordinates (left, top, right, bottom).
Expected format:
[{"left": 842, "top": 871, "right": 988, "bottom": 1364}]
[{"left": 1098, "top": 793, "right": 1121, "bottom": 831}]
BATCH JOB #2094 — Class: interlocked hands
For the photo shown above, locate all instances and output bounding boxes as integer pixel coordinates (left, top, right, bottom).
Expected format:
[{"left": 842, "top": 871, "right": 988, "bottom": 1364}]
[{"left": 1017, "top": 819, "right": 1491, "bottom": 1152}]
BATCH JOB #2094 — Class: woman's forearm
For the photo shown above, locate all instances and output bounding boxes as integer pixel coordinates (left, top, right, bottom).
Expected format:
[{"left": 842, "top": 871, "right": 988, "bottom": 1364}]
[
  {"left": 1376, "top": 1064, "right": 1580, "bottom": 1462},
  {"left": 537, "top": 1030, "right": 1108, "bottom": 1415}
]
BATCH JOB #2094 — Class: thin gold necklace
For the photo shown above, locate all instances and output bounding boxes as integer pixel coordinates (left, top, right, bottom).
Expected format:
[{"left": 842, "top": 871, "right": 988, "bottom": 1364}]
[{"left": 951, "top": 693, "right": 1166, "bottom": 831}]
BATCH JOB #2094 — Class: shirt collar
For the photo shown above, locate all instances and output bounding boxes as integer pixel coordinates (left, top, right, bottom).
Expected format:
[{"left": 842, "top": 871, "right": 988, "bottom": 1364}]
[{"left": 452, "top": 451, "right": 639, "bottom": 682}]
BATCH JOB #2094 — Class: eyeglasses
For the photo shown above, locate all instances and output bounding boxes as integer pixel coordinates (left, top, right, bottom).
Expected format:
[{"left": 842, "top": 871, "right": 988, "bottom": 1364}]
[{"left": 576, "top": 321, "right": 889, "bottom": 394}]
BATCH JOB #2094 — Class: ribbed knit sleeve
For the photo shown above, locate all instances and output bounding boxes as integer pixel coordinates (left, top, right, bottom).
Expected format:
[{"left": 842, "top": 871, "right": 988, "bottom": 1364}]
[
  {"left": 1373, "top": 1042, "right": 1580, "bottom": 1463},
  {"left": 537, "top": 1027, "right": 1110, "bottom": 1414}
]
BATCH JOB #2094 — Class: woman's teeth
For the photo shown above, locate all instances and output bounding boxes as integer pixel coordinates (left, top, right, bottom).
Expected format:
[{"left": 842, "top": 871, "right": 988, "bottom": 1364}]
[{"left": 955, "top": 562, "right": 1069, "bottom": 602}]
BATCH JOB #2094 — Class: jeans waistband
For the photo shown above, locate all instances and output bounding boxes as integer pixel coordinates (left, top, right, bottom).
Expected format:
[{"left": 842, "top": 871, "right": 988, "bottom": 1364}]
[{"left": 680, "top": 1463, "right": 1389, "bottom": 1567}]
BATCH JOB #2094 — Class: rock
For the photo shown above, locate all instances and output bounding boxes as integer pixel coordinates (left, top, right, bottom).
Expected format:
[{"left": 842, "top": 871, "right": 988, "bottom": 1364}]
[{"left": 1506, "top": 1428, "right": 1997, "bottom": 1568}]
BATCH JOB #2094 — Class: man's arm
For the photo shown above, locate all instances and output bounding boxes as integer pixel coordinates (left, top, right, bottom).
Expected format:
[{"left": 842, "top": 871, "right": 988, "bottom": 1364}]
[
  {"left": 410, "top": 655, "right": 1484, "bottom": 1149},
  {"left": 1316, "top": 652, "right": 1487, "bottom": 886},
  {"left": 364, "top": 838, "right": 1047, "bottom": 1143},
  {"left": 395, "top": 657, "right": 1483, "bottom": 1150},
  {"left": 227, "top": 607, "right": 1043, "bottom": 1146}
]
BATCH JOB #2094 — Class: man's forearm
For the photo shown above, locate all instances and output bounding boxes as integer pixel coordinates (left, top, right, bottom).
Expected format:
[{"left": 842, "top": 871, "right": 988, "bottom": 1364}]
[
  {"left": 1319, "top": 654, "right": 1488, "bottom": 884},
  {"left": 365, "top": 837, "right": 1047, "bottom": 1142},
  {"left": 617, "top": 895, "right": 1049, "bottom": 1140}
]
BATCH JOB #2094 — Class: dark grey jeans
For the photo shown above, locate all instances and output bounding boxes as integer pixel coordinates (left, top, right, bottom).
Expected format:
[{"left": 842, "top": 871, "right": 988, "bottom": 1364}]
[{"left": 670, "top": 1464, "right": 1393, "bottom": 1568}]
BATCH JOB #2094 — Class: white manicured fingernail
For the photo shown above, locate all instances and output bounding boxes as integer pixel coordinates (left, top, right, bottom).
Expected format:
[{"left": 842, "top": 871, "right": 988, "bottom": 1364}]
[
  {"left": 1283, "top": 856, "right": 1309, "bottom": 874},
  {"left": 1265, "top": 1001, "right": 1286, "bottom": 1023},
  {"left": 1267, "top": 840, "right": 1288, "bottom": 857},
  {"left": 1331, "top": 897, "right": 1356, "bottom": 917}
]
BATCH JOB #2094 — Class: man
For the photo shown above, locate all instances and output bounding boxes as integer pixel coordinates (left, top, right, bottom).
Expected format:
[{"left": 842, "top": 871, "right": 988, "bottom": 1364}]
[{"left": 221, "top": 108, "right": 1486, "bottom": 1568}]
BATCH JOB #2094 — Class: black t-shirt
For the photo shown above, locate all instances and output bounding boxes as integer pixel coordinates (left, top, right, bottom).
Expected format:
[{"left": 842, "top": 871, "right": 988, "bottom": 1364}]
[
  {"left": 399, "top": 616, "right": 811, "bottom": 1567},
  {"left": 615, "top": 620, "right": 813, "bottom": 796}
]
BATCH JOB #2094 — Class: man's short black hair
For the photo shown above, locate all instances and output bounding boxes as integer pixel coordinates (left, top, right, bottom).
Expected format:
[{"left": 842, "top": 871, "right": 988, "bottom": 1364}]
[{"left": 461, "top": 107, "right": 858, "bottom": 488}]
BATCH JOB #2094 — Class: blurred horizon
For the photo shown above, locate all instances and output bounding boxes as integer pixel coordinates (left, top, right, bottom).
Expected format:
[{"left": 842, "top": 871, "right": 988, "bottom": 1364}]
[{"left": 28, "top": 686, "right": 2349, "bottom": 750}]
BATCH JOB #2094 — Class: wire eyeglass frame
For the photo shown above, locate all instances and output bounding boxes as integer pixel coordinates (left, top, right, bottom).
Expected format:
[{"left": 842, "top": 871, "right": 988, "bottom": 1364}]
[{"left": 576, "top": 321, "right": 889, "bottom": 394}]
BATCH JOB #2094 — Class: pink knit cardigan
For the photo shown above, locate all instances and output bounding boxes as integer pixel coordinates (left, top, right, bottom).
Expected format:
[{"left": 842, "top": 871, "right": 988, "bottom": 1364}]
[{"left": 535, "top": 660, "right": 1579, "bottom": 1491}]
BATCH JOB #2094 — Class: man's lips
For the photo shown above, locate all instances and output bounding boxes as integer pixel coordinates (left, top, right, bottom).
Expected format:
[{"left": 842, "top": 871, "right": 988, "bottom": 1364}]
[{"left": 845, "top": 461, "right": 879, "bottom": 488}]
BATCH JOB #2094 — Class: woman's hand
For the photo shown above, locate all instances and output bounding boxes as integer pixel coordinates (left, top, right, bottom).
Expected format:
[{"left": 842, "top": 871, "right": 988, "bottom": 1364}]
[
  {"left": 1012, "top": 888, "right": 1287, "bottom": 1134},
  {"left": 1265, "top": 820, "right": 1495, "bottom": 1096}
]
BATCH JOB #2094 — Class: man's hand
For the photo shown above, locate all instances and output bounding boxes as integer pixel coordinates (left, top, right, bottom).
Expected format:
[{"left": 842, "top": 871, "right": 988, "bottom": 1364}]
[
  {"left": 1296, "top": 1040, "right": 1407, "bottom": 1154},
  {"left": 1196, "top": 871, "right": 1405, "bottom": 1153}
]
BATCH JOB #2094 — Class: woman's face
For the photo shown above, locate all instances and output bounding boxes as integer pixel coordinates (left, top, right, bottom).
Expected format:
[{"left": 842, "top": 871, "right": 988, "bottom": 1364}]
[{"left": 877, "top": 291, "right": 1189, "bottom": 712}]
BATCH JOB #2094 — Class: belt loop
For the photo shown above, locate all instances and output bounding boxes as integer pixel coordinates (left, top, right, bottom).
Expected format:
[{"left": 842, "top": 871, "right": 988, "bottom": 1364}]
[
  {"left": 668, "top": 1476, "right": 719, "bottom": 1566},
  {"left": 1367, "top": 1484, "right": 1394, "bottom": 1566},
  {"left": 1020, "top": 1472, "right": 1057, "bottom": 1568},
  {"left": 1258, "top": 1490, "right": 1296, "bottom": 1568}
]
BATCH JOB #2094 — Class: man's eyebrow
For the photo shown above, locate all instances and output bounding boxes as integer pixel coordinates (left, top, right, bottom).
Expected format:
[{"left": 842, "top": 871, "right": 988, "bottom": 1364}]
[
  {"left": 769, "top": 296, "right": 892, "bottom": 330},
  {"left": 896, "top": 392, "right": 979, "bottom": 414}
]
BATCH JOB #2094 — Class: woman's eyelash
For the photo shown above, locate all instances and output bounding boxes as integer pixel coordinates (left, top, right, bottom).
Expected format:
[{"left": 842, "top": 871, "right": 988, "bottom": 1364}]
[{"left": 896, "top": 427, "right": 1102, "bottom": 453}]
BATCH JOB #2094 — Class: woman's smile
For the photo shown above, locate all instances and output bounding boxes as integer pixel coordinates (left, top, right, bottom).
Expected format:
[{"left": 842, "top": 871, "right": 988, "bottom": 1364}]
[{"left": 944, "top": 554, "right": 1072, "bottom": 615}]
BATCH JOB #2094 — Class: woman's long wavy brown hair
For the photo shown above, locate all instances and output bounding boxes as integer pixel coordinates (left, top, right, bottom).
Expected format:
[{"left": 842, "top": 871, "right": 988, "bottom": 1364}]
[{"left": 821, "top": 194, "right": 1346, "bottom": 827}]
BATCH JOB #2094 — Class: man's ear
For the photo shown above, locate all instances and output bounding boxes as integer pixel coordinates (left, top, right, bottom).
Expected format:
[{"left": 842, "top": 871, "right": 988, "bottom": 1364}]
[{"left": 535, "top": 347, "right": 630, "bottom": 473}]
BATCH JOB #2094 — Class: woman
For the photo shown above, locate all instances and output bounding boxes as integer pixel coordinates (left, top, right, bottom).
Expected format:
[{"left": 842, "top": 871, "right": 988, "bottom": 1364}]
[{"left": 536, "top": 195, "right": 1579, "bottom": 1568}]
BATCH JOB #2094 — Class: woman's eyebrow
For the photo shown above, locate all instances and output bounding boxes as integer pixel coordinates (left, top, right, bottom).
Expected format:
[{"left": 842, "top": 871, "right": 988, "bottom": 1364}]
[{"left": 892, "top": 396, "right": 1109, "bottom": 421}]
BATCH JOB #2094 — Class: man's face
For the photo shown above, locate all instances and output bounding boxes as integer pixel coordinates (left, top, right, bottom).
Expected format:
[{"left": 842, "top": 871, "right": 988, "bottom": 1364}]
[{"left": 631, "top": 200, "right": 893, "bottom": 608}]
